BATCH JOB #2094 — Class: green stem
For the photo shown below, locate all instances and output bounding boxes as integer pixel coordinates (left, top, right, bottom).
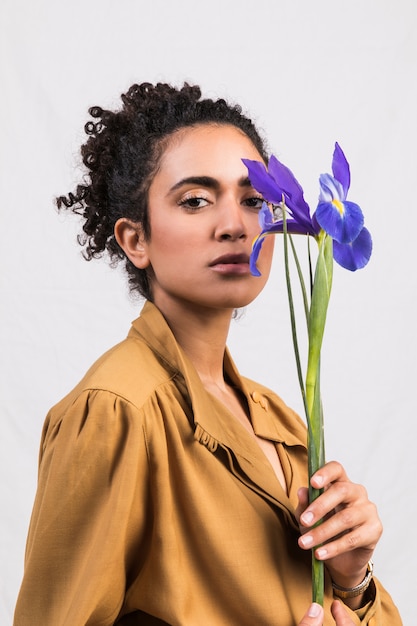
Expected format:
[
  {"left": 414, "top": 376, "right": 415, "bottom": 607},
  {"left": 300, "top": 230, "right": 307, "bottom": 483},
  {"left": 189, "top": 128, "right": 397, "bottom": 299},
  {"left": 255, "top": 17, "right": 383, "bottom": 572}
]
[
  {"left": 308, "top": 362, "right": 325, "bottom": 605},
  {"left": 289, "top": 234, "right": 310, "bottom": 325},
  {"left": 282, "top": 205, "right": 308, "bottom": 419},
  {"left": 304, "top": 234, "right": 333, "bottom": 605},
  {"left": 282, "top": 209, "right": 333, "bottom": 606}
]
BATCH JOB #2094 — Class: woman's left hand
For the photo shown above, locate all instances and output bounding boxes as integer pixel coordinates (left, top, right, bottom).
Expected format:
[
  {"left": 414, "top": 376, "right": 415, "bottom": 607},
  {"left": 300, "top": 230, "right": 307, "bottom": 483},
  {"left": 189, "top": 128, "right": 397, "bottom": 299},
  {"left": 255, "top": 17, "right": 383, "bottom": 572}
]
[{"left": 296, "top": 460, "right": 382, "bottom": 596}]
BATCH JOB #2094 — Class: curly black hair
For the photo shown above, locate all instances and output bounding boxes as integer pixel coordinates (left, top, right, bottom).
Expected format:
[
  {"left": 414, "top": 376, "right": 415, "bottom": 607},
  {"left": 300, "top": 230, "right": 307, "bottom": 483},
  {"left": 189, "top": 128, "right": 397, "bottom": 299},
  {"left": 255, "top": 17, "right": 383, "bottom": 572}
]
[{"left": 57, "top": 82, "right": 269, "bottom": 300}]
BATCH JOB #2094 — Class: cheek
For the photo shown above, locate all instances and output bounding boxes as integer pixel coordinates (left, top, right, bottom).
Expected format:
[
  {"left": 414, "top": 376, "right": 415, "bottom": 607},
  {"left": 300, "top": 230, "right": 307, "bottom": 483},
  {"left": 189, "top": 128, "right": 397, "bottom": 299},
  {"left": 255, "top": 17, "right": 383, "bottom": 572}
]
[
  {"left": 258, "top": 235, "right": 275, "bottom": 271},
  {"left": 147, "top": 220, "right": 200, "bottom": 273},
  {"left": 149, "top": 219, "right": 183, "bottom": 253}
]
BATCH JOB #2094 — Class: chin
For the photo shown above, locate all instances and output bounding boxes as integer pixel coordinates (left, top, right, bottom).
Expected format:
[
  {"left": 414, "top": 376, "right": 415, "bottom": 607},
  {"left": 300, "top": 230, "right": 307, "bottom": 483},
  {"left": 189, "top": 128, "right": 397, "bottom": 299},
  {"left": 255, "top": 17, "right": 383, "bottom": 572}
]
[{"left": 220, "top": 292, "right": 261, "bottom": 310}]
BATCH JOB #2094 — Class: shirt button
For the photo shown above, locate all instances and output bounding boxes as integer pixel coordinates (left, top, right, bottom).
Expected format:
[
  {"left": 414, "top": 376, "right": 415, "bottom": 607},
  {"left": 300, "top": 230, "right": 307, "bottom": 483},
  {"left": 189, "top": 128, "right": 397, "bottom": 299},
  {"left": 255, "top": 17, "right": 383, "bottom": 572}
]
[
  {"left": 252, "top": 391, "right": 261, "bottom": 403},
  {"left": 251, "top": 391, "right": 268, "bottom": 411},
  {"left": 259, "top": 397, "right": 269, "bottom": 411}
]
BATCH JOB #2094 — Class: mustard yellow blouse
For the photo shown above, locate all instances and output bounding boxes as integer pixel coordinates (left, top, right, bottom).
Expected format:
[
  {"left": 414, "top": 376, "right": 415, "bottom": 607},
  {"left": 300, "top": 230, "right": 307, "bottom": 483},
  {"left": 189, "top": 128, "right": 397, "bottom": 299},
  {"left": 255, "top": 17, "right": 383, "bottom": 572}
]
[{"left": 14, "top": 302, "right": 402, "bottom": 625}]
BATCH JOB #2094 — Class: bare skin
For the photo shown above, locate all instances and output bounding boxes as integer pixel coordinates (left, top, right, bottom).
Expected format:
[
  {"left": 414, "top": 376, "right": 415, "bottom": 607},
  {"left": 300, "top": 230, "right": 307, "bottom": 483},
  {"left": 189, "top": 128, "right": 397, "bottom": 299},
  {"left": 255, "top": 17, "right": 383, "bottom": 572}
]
[
  {"left": 115, "top": 123, "right": 383, "bottom": 616},
  {"left": 196, "top": 361, "right": 287, "bottom": 492},
  {"left": 298, "top": 601, "right": 356, "bottom": 626},
  {"left": 295, "top": 462, "right": 381, "bottom": 611}
]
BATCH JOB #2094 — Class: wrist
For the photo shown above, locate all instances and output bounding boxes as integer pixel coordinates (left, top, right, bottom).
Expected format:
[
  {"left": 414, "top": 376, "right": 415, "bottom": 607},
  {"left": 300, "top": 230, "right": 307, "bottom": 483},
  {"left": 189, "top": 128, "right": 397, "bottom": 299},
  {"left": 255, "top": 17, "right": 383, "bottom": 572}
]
[{"left": 331, "top": 560, "right": 374, "bottom": 599}]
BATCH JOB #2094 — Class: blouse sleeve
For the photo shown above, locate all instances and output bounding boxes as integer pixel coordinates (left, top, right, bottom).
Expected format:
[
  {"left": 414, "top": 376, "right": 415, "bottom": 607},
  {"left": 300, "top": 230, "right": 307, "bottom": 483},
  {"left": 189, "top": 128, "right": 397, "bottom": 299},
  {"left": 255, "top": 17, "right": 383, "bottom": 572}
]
[
  {"left": 14, "top": 389, "right": 150, "bottom": 626},
  {"left": 352, "top": 578, "right": 403, "bottom": 625}
]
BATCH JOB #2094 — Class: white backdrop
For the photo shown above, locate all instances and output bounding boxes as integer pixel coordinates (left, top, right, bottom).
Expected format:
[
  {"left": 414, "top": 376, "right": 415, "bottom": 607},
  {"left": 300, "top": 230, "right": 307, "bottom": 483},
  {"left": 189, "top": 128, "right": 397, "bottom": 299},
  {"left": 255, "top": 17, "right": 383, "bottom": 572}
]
[{"left": 1, "top": 1, "right": 415, "bottom": 624}]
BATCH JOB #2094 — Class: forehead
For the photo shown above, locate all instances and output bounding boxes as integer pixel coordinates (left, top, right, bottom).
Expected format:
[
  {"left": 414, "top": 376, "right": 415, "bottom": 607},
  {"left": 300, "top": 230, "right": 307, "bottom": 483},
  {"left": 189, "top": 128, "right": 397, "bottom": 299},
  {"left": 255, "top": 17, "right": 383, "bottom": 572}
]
[{"left": 156, "top": 124, "right": 263, "bottom": 182}]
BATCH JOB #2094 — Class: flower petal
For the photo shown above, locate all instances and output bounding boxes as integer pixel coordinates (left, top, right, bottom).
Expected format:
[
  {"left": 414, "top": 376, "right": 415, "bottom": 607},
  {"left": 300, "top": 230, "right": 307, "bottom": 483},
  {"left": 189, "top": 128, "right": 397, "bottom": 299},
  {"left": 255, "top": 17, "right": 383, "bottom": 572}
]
[
  {"left": 332, "top": 142, "right": 350, "bottom": 198},
  {"left": 250, "top": 232, "right": 268, "bottom": 276},
  {"left": 242, "top": 159, "right": 285, "bottom": 205},
  {"left": 258, "top": 202, "right": 314, "bottom": 236},
  {"left": 258, "top": 202, "right": 274, "bottom": 229},
  {"left": 315, "top": 199, "right": 364, "bottom": 244},
  {"left": 243, "top": 156, "right": 317, "bottom": 235},
  {"left": 249, "top": 204, "right": 275, "bottom": 276},
  {"left": 267, "top": 155, "right": 314, "bottom": 231},
  {"left": 263, "top": 220, "right": 318, "bottom": 235},
  {"left": 318, "top": 173, "right": 345, "bottom": 204},
  {"left": 333, "top": 227, "right": 373, "bottom": 271}
]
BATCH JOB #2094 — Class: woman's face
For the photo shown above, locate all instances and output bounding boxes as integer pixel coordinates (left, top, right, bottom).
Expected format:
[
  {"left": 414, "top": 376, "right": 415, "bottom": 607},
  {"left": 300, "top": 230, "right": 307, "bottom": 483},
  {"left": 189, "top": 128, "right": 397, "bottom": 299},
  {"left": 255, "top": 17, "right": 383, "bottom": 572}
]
[{"left": 141, "top": 124, "right": 274, "bottom": 315}]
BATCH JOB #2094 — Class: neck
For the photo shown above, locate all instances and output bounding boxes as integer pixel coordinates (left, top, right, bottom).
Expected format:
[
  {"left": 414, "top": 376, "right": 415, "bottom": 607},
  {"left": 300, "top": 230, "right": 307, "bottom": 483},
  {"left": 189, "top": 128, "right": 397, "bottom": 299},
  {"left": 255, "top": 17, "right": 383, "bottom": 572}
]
[{"left": 154, "top": 297, "right": 234, "bottom": 388}]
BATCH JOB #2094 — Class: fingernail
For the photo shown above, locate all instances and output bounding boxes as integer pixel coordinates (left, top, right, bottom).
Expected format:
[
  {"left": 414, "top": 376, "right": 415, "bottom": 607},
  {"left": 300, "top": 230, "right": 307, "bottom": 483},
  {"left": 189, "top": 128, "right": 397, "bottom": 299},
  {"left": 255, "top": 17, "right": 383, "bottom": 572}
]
[
  {"left": 316, "top": 547, "right": 328, "bottom": 559},
  {"left": 308, "top": 603, "right": 321, "bottom": 617},
  {"left": 313, "top": 474, "right": 324, "bottom": 487},
  {"left": 301, "top": 511, "right": 314, "bottom": 525},
  {"left": 300, "top": 534, "right": 313, "bottom": 548}
]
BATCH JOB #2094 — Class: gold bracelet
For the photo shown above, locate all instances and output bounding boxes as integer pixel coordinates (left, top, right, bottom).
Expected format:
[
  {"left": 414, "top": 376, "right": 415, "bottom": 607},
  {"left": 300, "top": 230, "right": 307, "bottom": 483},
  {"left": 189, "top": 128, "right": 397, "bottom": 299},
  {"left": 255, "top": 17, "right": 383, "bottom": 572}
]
[{"left": 332, "top": 561, "right": 374, "bottom": 599}]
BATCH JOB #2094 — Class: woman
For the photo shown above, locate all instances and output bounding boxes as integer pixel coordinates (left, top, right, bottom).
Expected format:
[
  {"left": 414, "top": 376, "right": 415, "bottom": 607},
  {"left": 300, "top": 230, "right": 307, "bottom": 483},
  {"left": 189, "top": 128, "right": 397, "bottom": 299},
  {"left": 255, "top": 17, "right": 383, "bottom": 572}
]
[{"left": 14, "top": 83, "right": 402, "bottom": 625}]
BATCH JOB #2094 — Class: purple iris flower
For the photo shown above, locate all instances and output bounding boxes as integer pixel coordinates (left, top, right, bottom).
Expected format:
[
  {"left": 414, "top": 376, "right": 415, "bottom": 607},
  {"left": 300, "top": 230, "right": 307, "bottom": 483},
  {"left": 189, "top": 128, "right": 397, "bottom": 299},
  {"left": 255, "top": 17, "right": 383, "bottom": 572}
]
[
  {"left": 243, "top": 143, "right": 372, "bottom": 274},
  {"left": 242, "top": 155, "right": 318, "bottom": 236}
]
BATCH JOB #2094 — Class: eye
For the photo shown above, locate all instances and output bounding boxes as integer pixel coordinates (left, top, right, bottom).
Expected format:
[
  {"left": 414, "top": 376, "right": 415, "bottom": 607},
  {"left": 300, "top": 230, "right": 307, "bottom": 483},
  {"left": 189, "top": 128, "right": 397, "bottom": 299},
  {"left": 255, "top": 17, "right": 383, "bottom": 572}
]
[
  {"left": 178, "top": 195, "right": 210, "bottom": 211},
  {"left": 243, "top": 196, "right": 264, "bottom": 210}
]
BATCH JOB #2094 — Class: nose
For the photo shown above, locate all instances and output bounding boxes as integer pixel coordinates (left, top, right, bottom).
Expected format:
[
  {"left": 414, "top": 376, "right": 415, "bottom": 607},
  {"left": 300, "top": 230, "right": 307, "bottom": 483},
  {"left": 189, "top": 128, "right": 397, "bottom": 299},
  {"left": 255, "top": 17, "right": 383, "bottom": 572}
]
[{"left": 214, "top": 200, "right": 247, "bottom": 241}]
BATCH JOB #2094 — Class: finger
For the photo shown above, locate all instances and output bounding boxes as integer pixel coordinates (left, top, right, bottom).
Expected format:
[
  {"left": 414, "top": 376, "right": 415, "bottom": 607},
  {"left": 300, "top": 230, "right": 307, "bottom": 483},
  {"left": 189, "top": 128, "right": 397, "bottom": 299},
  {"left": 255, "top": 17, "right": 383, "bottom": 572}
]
[
  {"left": 295, "top": 487, "right": 309, "bottom": 523},
  {"left": 297, "top": 603, "right": 324, "bottom": 626},
  {"left": 300, "top": 480, "right": 368, "bottom": 529},
  {"left": 331, "top": 600, "right": 356, "bottom": 625},
  {"left": 310, "top": 460, "right": 348, "bottom": 490},
  {"left": 298, "top": 501, "right": 382, "bottom": 560}
]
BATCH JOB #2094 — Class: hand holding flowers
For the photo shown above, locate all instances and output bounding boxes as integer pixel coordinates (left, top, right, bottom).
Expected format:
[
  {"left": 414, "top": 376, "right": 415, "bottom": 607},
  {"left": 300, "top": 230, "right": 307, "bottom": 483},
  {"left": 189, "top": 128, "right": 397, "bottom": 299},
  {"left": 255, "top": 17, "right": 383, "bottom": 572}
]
[
  {"left": 244, "top": 144, "right": 376, "bottom": 606},
  {"left": 296, "top": 460, "right": 381, "bottom": 611}
]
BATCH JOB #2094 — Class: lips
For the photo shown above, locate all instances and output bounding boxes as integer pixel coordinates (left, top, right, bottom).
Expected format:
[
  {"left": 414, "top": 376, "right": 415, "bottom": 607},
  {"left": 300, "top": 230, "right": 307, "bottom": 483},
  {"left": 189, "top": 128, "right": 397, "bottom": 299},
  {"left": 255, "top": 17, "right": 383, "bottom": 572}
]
[
  {"left": 209, "top": 253, "right": 250, "bottom": 267},
  {"left": 208, "top": 252, "right": 251, "bottom": 276}
]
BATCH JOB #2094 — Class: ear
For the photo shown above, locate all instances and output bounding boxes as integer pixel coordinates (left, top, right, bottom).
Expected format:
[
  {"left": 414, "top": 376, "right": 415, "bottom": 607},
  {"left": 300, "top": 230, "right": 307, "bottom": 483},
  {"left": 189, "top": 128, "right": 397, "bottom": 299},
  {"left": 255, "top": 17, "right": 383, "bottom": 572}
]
[{"left": 114, "top": 218, "right": 150, "bottom": 269}]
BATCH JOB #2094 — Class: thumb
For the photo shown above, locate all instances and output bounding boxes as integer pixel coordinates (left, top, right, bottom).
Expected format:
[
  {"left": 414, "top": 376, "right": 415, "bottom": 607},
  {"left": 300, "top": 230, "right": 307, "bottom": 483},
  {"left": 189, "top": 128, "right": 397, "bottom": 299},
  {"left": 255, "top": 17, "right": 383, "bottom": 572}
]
[
  {"left": 298, "top": 603, "right": 324, "bottom": 625},
  {"left": 331, "top": 600, "right": 356, "bottom": 625}
]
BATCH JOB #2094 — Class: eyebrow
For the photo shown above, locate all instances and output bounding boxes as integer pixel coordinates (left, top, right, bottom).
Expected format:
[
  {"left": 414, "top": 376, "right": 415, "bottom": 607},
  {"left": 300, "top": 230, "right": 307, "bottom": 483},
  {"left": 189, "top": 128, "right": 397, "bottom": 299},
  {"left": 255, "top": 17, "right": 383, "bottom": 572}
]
[{"left": 168, "top": 175, "right": 254, "bottom": 193}]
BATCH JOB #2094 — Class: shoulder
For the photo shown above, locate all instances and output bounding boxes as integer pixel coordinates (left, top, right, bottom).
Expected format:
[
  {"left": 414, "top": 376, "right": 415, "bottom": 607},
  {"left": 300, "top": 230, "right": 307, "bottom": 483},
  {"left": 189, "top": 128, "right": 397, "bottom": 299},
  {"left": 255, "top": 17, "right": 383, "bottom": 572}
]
[
  {"left": 47, "top": 332, "right": 178, "bottom": 427},
  {"left": 80, "top": 332, "right": 176, "bottom": 404},
  {"left": 40, "top": 333, "right": 181, "bottom": 457}
]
